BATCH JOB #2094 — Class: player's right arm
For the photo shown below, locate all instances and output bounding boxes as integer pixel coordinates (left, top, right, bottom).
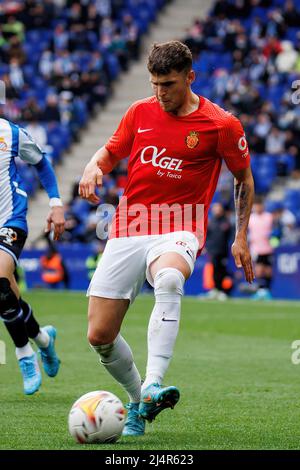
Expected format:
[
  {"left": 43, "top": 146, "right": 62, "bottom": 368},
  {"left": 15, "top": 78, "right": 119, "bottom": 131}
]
[
  {"left": 78, "top": 146, "right": 120, "bottom": 204},
  {"left": 18, "top": 127, "right": 65, "bottom": 240},
  {"left": 79, "top": 102, "right": 136, "bottom": 204}
]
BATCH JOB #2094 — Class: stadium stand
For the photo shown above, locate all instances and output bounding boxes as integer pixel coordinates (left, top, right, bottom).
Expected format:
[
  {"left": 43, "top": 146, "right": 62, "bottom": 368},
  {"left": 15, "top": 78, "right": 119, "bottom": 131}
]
[
  {"left": 184, "top": 0, "right": 300, "bottom": 238},
  {"left": 0, "top": 0, "right": 167, "bottom": 199}
]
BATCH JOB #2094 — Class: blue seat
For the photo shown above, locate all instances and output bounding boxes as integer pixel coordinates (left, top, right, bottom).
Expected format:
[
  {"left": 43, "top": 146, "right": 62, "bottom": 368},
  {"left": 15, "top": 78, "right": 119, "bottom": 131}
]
[
  {"left": 105, "top": 53, "right": 121, "bottom": 80},
  {"left": 285, "top": 27, "right": 299, "bottom": 45},
  {"left": 277, "top": 154, "right": 295, "bottom": 174},
  {"left": 251, "top": 7, "right": 268, "bottom": 22}
]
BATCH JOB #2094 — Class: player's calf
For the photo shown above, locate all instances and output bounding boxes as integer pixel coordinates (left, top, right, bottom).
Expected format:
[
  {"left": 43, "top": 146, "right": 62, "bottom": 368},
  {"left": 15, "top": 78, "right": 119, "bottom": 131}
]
[
  {"left": 0, "top": 277, "right": 29, "bottom": 348},
  {"left": 0, "top": 277, "right": 41, "bottom": 394}
]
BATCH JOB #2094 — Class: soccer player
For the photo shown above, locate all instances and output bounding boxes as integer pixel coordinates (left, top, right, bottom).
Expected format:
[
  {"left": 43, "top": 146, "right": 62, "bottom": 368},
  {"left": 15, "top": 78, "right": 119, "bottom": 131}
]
[
  {"left": 0, "top": 118, "right": 65, "bottom": 395},
  {"left": 79, "top": 41, "right": 255, "bottom": 436}
]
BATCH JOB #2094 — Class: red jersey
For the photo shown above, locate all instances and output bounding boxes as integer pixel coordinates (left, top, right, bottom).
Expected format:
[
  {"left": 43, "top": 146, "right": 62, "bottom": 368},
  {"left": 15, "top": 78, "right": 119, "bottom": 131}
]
[{"left": 105, "top": 95, "right": 250, "bottom": 247}]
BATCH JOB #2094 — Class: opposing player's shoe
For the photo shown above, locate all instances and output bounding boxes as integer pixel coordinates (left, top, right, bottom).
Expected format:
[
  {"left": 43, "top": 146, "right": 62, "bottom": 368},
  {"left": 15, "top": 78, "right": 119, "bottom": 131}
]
[
  {"left": 18, "top": 353, "right": 42, "bottom": 395},
  {"left": 139, "top": 383, "right": 180, "bottom": 422},
  {"left": 39, "top": 326, "right": 60, "bottom": 377},
  {"left": 122, "top": 403, "right": 145, "bottom": 436},
  {"left": 251, "top": 288, "right": 272, "bottom": 301}
]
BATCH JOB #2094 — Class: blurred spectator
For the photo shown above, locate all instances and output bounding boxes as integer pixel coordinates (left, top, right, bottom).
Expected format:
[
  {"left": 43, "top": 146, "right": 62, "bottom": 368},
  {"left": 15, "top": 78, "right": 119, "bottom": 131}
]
[
  {"left": 21, "top": 97, "right": 42, "bottom": 122},
  {"left": 9, "top": 58, "right": 24, "bottom": 90},
  {"left": 41, "top": 94, "right": 60, "bottom": 123},
  {"left": 40, "top": 243, "right": 69, "bottom": 289},
  {"left": 86, "top": 241, "right": 105, "bottom": 281},
  {"left": 265, "top": 127, "right": 286, "bottom": 155},
  {"left": 248, "top": 198, "right": 274, "bottom": 300},
  {"left": 2, "top": 15, "right": 24, "bottom": 42},
  {"left": 26, "top": 120, "right": 47, "bottom": 148},
  {"left": 275, "top": 40, "right": 297, "bottom": 73},
  {"left": 283, "top": 0, "right": 300, "bottom": 28},
  {"left": 205, "top": 203, "right": 233, "bottom": 300},
  {"left": 270, "top": 202, "right": 299, "bottom": 246}
]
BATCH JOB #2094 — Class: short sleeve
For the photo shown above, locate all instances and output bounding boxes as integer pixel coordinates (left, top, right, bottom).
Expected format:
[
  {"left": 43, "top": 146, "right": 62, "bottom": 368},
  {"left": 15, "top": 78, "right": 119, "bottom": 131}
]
[
  {"left": 18, "top": 127, "right": 43, "bottom": 165},
  {"left": 217, "top": 114, "right": 250, "bottom": 173},
  {"left": 105, "top": 102, "right": 137, "bottom": 159}
]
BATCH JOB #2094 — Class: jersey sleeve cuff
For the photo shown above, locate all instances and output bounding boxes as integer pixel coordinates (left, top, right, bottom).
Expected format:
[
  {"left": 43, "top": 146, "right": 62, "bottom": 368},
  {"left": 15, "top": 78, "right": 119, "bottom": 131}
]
[{"left": 49, "top": 198, "right": 63, "bottom": 208}]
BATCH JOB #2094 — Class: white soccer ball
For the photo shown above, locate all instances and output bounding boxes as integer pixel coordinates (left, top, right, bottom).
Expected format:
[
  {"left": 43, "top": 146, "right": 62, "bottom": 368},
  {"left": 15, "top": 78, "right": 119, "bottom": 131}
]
[{"left": 68, "top": 390, "right": 126, "bottom": 444}]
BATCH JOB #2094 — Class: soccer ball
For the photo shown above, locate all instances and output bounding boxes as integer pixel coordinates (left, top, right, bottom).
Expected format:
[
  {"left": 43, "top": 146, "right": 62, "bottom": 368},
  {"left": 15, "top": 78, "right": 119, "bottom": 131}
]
[{"left": 68, "top": 390, "right": 126, "bottom": 444}]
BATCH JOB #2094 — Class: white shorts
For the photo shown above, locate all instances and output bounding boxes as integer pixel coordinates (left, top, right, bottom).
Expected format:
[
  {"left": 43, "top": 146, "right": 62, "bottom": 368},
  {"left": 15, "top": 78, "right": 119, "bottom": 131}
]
[{"left": 87, "top": 231, "right": 199, "bottom": 304}]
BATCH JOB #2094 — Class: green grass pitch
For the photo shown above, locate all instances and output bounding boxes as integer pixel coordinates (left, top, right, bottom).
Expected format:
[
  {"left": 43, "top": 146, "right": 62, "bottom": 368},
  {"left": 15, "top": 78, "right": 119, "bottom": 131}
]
[{"left": 1, "top": 290, "right": 300, "bottom": 450}]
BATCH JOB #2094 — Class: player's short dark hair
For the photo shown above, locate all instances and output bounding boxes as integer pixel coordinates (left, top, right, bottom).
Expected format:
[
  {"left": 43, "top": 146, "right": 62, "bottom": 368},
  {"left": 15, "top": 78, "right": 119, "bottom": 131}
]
[{"left": 147, "top": 40, "right": 192, "bottom": 75}]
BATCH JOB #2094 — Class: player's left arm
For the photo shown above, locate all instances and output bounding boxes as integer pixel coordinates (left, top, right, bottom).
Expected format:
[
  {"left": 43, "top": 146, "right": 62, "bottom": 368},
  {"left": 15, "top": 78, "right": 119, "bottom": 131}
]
[
  {"left": 18, "top": 128, "right": 65, "bottom": 240},
  {"left": 231, "top": 166, "right": 255, "bottom": 283},
  {"left": 219, "top": 114, "right": 254, "bottom": 283}
]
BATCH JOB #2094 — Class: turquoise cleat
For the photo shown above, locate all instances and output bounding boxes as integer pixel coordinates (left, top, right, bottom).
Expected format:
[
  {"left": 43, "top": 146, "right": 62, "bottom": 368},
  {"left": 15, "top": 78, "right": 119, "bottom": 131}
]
[
  {"left": 39, "top": 326, "right": 60, "bottom": 377},
  {"left": 139, "top": 383, "right": 180, "bottom": 422},
  {"left": 18, "top": 353, "right": 42, "bottom": 395},
  {"left": 251, "top": 288, "right": 272, "bottom": 301},
  {"left": 122, "top": 403, "right": 145, "bottom": 436}
]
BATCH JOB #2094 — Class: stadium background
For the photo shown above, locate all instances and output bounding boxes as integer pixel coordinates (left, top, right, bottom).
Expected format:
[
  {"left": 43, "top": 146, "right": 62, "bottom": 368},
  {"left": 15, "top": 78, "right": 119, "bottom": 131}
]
[
  {"left": 1, "top": 0, "right": 300, "bottom": 299},
  {"left": 1, "top": 0, "right": 300, "bottom": 452}
]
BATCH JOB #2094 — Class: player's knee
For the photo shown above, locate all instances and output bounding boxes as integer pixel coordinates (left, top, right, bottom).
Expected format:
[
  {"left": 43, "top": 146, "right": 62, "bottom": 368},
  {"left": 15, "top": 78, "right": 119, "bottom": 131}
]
[
  {"left": 154, "top": 268, "right": 185, "bottom": 296},
  {"left": 0, "top": 277, "right": 20, "bottom": 321},
  {"left": 87, "top": 326, "right": 117, "bottom": 347}
]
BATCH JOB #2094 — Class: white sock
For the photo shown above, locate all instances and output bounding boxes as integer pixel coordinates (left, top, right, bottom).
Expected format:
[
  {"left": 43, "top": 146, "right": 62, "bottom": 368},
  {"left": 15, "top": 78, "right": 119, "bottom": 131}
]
[
  {"left": 16, "top": 342, "right": 35, "bottom": 360},
  {"left": 142, "top": 268, "right": 184, "bottom": 391},
  {"left": 33, "top": 329, "right": 50, "bottom": 348},
  {"left": 91, "top": 334, "right": 142, "bottom": 403}
]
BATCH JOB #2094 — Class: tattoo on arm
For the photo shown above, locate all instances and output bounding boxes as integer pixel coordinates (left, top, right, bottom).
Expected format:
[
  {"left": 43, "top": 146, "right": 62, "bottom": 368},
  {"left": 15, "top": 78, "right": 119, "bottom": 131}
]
[{"left": 234, "top": 181, "right": 252, "bottom": 233}]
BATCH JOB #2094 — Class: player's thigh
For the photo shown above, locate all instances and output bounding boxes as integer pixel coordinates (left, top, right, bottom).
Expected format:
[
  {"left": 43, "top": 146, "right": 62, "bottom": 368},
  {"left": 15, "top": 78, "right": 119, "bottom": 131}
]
[
  {"left": 0, "top": 249, "right": 15, "bottom": 278},
  {"left": 147, "top": 231, "right": 199, "bottom": 284},
  {"left": 88, "top": 237, "right": 147, "bottom": 303},
  {"left": 150, "top": 252, "right": 191, "bottom": 280},
  {"left": 0, "top": 250, "right": 20, "bottom": 299},
  {"left": 0, "top": 227, "right": 26, "bottom": 296},
  {"left": 88, "top": 297, "right": 129, "bottom": 345}
]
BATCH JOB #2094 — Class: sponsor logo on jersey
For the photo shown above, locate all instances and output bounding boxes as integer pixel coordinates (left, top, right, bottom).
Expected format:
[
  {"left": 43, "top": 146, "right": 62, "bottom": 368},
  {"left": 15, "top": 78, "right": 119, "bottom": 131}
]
[
  {"left": 0, "top": 227, "right": 17, "bottom": 246},
  {"left": 0, "top": 137, "right": 8, "bottom": 152},
  {"left": 185, "top": 131, "right": 199, "bottom": 149},
  {"left": 140, "top": 146, "right": 183, "bottom": 171},
  {"left": 238, "top": 134, "right": 248, "bottom": 155}
]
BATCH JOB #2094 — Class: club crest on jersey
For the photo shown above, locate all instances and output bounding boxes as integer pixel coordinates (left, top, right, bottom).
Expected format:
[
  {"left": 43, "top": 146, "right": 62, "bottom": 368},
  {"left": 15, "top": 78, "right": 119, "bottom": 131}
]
[
  {"left": 0, "top": 228, "right": 17, "bottom": 246},
  {"left": 0, "top": 137, "right": 8, "bottom": 151},
  {"left": 185, "top": 131, "right": 199, "bottom": 149}
]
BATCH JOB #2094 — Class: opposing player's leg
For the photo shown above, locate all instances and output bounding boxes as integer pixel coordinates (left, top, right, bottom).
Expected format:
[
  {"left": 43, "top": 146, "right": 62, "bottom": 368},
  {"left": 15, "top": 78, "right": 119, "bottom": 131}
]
[{"left": 0, "top": 249, "right": 41, "bottom": 395}]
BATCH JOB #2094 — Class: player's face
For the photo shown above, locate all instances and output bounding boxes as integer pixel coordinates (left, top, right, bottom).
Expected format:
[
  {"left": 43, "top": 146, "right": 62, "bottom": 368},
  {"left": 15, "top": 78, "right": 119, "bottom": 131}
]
[{"left": 150, "top": 70, "right": 194, "bottom": 114}]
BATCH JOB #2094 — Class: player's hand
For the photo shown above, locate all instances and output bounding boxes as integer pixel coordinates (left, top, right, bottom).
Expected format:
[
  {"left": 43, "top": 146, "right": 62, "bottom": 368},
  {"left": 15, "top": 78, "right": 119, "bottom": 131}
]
[
  {"left": 231, "top": 235, "right": 254, "bottom": 283},
  {"left": 45, "top": 206, "right": 65, "bottom": 241},
  {"left": 79, "top": 162, "right": 103, "bottom": 204}
]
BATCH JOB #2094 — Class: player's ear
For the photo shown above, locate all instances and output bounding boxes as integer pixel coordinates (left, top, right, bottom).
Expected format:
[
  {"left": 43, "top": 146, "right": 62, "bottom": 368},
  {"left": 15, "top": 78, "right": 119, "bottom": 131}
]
[{"left": 186, "top": 70, "right": 195, "bottom": 86}]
